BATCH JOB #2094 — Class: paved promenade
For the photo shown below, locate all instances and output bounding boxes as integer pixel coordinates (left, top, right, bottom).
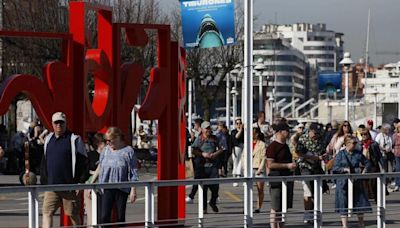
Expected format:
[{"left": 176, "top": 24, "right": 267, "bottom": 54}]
[{"left": 1, "top": 168, "right": 400, "bottom": 227}]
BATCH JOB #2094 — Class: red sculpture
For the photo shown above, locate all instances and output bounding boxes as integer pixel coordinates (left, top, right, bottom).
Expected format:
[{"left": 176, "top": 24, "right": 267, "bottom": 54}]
[{"left": 0, "top": 1, "right": 186, "bottom": 226}]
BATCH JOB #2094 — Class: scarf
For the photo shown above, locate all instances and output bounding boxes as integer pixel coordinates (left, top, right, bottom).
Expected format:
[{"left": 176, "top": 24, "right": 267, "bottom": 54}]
[{"left": 363, "top": 139, "right": 373, "bottom": 150}]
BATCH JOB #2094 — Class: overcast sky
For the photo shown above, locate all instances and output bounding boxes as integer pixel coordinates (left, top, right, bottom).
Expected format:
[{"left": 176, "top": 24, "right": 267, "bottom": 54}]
[{"left": 159, "top": 0, "right": 400, "bottom": 66}]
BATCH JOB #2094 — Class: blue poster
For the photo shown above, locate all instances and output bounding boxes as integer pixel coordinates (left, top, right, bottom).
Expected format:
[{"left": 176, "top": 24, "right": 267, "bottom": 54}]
[
  {"left": 318, "top": 72, "right": 342, "bottom": 93},
  {"left": 180, "top": 0, "right": 236, "bottom": 49}
]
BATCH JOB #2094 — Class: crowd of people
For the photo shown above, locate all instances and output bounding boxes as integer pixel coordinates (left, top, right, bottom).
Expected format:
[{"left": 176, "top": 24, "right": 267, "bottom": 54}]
[
  {"left": 0, "top": 112, "right": 138, "bottom": 228},
  {"left": 185, "top": 112, "right": 400, "bottom": 228},
  {"left": 0, "top": 110, "right": 400, "bottom": 227}
]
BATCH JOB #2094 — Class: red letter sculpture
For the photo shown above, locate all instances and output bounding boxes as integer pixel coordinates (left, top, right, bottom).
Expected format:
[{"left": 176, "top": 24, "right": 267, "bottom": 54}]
[{"left": 0, "top": 1, "right": 186, "bottom": 226}]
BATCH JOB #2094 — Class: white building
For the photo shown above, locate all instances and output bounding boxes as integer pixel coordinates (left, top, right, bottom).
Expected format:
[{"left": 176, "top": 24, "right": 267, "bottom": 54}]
[
  {"left": 260, "top": 23, "right": 344, "bottom": 72},
  {"left": 253, "top": 33, "right": 307, "bottom": 106},
  {"left": 363, "top": 62, "right": 400, "bottom": 103}
]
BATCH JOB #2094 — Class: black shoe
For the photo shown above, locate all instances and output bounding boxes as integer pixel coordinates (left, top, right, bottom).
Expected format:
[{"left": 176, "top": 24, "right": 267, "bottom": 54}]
[
  {"left": 254, "top": 209, "right": 260, "bottom": 213},
  {"left": 209, "top": 203, "right": 219, "bottom": 213},
  {"left": 203, "top": 210, "right": 208, "bottom": 214}
]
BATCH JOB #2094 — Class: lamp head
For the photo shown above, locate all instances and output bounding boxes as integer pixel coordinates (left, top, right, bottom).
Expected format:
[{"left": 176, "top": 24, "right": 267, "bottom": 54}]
[{"left": 340, "top": 52, "right": 354, "bottom": 70}]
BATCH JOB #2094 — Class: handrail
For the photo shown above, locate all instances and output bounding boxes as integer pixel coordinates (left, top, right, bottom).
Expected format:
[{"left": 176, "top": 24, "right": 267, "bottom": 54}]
[
  {"left": 0, "top": 172, "right": 396, "bottom": 193},
  {"left": 1, "top": 172, "right": 398, "bottom": 228}
]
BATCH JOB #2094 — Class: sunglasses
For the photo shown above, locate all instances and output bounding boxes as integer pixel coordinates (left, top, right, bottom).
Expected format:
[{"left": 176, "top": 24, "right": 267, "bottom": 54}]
[
  {"left": 361, "top": 133, "right": 368, "bottom": 136},
  {"left": 343, "top": 124, "right": 349, "bottom": 127},
  {"left": 54, "top": 121, "right": 65, "bottom": 125},
  {"left": 236, "top": 122, "right": 241, "bottom": 125}
]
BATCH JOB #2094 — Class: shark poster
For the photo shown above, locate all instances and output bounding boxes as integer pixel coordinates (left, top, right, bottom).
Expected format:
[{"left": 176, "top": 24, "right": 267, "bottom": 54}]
[{"left": 180, "top": 0, "right": 236, "bottom": 49}]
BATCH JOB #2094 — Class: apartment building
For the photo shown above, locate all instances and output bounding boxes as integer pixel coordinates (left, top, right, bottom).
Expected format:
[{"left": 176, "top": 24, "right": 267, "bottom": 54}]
[{"left": 260, "top": 23, "right": 344, "bottom": 72}]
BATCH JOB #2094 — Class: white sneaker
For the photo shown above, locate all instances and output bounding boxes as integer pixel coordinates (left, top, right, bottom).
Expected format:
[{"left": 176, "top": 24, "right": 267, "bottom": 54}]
[
  {"left": 217, "top": 197, "right": 221, "bottom": 203},
  {"left": 233, "top": 183, "right": 239, "bottom": 187},
  {"left": 331, "top": 184, "right": 336, "bottom": 189},
  {"left": 185, "top": 196, "right": 194, "bottom": 203}
]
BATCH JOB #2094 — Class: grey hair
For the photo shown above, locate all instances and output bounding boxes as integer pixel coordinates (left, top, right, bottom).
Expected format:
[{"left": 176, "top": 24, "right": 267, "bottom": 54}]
[{"left": 382, "top": 123, "right": 391, "bottom": 130}]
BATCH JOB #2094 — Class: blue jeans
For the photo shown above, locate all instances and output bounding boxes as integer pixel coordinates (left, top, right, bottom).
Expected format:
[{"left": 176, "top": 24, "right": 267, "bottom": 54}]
[{"left": 395, "top": 156, "right": 400, "bottom": 186}]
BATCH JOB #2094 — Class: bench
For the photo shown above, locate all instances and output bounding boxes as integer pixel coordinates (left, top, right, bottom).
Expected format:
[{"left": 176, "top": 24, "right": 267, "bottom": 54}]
[{"left": 135, "top": 148, "right": 157, "bottom": 171}]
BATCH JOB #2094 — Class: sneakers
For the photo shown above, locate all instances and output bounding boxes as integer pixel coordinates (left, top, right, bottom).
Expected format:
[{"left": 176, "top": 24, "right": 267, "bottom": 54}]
[
  {"left": 331, "top": 184, "right": 336, "bottom": 189},
  {"left": 209, "top": 203, "right": 219, "bottom": 213},
  {"left": 254, "top": 209, "right": 260, "bottom": 213},
  {"left": 233, "top": 182, "right": 239, "bottom": 187},
  {"left": 185, "top": 196, "right": 194, "bottom": 203},
  {"left": 388, "top": 186, "right": 399, "bottom": 193}
]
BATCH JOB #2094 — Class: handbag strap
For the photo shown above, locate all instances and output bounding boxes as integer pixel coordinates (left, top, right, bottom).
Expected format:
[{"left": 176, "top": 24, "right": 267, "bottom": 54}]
[{"left": 343, "top": 151, "right": 355, "bottom": 173}]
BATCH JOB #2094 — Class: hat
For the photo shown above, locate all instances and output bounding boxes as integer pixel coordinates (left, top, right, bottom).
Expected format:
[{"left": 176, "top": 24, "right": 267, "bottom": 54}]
[
  {"left": 274, "top": 123, "right": 290, "bottom": 132},
  {"left": 296, "top": 123, "right": 305, "bottom": 129},
  {"left": 201, "top": 121, "right": 211, "bottom": 129},
  {"left": 393, "top": 118, "right": 400, "bottom": 124},
  {"left": 367, "top": 119, "right": 373, "bottom": 125},
  {"left": 52, "top": 112, "right": 66, "bottom": 123},
  {"left": 309, "top": 123, "right": 322, "bottom": 134}
]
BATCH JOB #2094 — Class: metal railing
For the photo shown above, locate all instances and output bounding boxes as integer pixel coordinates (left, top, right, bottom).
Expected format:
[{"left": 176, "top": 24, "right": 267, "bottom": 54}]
[{"left": 0, "top": 172, "right": 399, "bottom": 228}]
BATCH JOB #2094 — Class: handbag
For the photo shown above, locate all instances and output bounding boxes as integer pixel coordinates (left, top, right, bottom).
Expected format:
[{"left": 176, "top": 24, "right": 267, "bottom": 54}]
[{"left": 326, "top": 158, "right": 335, "bottom": 171}]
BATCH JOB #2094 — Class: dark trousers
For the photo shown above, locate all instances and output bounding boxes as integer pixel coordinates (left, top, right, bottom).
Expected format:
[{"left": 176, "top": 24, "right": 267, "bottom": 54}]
[
  {"left": 219, "top": 150, "right": 229, "bottom": 175},
  {"left": 101, "top": 189, "right": 129, "bottom": 227},
  {"left": 203, "top": 166, "right": 219, "bottom": 208},
  {"left": 188, "top": 157, "right": 203, "bottom": 199}
]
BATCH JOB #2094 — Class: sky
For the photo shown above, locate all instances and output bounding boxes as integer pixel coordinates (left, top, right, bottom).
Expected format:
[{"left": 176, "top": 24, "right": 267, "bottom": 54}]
[{"left": 159, "top": 0, "right": 400, "bottom": 66}]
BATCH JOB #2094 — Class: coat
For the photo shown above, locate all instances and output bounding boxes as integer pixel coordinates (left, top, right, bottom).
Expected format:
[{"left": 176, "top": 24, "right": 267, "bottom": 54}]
[
  {"left": 333, "top": 149, "right": 372, "bottom": 215},
  {"left": 252, "top": 140, "right": 267, "bottom": 173}
]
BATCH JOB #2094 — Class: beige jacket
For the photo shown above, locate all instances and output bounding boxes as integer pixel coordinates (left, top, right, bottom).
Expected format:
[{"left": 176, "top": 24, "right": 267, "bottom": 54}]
[{"left": 253, "top": 140, "right": 267, "bottom": 173}]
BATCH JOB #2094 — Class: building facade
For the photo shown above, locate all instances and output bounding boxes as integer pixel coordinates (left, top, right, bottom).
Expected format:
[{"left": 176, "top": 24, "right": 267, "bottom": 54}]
[
  {"left": 260, "top": 23, "right": 344, "bottom": 72},
  {"left": 253, "top": 33, "right": 308, "bottom": 108},
  {"left": 363, "top": 62, "right": 400, "bottom": 103}
]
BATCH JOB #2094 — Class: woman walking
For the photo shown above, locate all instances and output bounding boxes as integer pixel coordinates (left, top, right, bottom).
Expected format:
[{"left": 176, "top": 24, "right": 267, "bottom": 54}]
[
  {"left": 252, "top": 127, "right": 267, "bottom": 213},
  {"left": 333, "top": 135, "right": 371, "bottom": 228},
  {"left": 98, "top": 127, "right": 138, "bottom": 227}
]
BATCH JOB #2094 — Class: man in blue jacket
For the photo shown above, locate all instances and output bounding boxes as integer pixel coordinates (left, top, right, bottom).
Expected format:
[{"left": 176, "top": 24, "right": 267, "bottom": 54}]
[{"left": 40, "top": 112, "right": 88, "bottom": 228}]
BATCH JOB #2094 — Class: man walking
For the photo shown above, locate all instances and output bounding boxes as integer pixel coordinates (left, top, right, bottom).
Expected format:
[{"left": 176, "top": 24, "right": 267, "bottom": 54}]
[
  {"left": 191, "top": 121, "right": 224, "bottom": 213},
  {"left": 40, "top": 112, "right": 88, "bottom": 228},
  {"left": 266, "top": 123, "right": 296, "bottom": 228}
]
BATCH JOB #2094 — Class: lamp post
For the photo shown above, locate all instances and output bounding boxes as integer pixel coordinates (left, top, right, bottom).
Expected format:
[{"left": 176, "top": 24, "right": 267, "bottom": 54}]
[
  {"left": 372, "top": 88, "right": 378, "bottom": 126},
  {"left": 187, "top": 77, "right": 193, "bottom": 157},
  {"left": 340, "top": 52, "right": 354, "bottom": 121},
  {"left": 226, "top": 72, "right": 231, "bottom": 128},
  {"left": 254, "top": 58, "right": 267, "bottom": 112},
  {"left": 230, "top": 64, "right": 241, "bottom": 130}
]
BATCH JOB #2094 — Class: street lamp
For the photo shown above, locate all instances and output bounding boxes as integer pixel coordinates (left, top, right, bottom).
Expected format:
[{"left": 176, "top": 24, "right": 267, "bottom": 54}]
[
  {"left": 254, "top": 58, "right": 267, "bottom": 112},
  {"left": 372, "top": 88, "right": 378, "bottom": 126},
  {"left": 340, "top": 52, "right": 354, "bottom": 121},
  {"left": 230, "top": 64, "right": 241, "bottom": 129}
]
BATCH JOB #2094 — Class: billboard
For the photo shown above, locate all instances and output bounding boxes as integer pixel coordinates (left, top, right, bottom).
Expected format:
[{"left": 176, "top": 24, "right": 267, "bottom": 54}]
[
  {"left": 180, "top": 0, "right": 236, "bottom": 49},
  {"left": 318, "top": 72, "right": 342, "bottom": 93}
]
